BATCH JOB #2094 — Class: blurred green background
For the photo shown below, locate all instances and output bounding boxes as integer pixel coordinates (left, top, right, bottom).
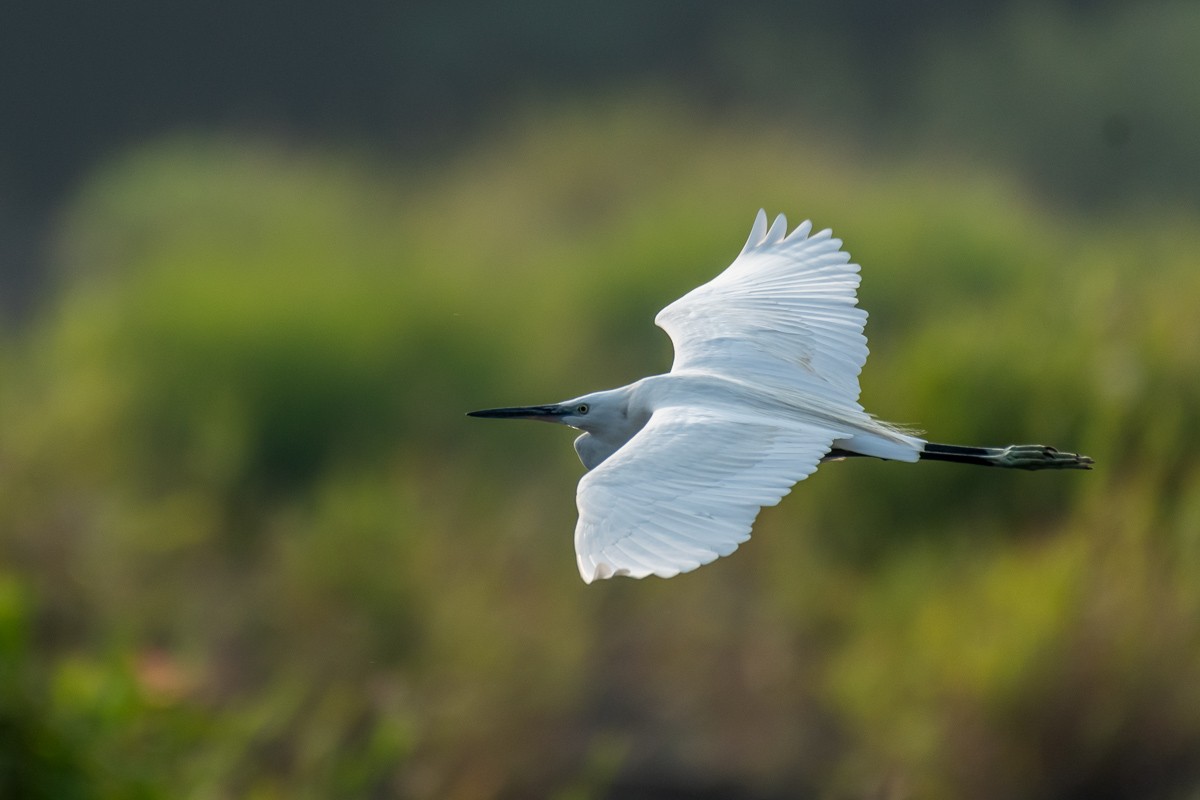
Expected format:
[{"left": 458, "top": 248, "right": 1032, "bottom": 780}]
[{"left": 3, "top": 2, "right": 1200, "bottom": 798}]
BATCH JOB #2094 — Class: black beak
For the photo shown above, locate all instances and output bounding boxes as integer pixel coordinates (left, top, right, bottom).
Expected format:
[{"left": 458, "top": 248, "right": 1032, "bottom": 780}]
[{"left": 467, "top": 404, "right": 565, "bottom": 421}]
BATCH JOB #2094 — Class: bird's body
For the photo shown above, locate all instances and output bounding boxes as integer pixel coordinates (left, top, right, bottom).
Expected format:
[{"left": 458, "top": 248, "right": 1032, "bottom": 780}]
[
  {"left": 470, "top": 211, "right": 1091, "bottom": 582},
  {"left": 565, "top": 371, "right": 921, "bottom": 471}
]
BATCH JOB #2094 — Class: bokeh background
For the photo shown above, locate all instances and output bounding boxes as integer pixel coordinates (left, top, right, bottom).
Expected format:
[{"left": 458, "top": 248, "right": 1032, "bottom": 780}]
[{"left": 3, "top": 2, "right": 1200, "bottom": 798}]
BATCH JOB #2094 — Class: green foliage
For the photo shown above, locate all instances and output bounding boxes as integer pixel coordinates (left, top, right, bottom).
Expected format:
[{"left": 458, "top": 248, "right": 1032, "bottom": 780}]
[
  {"left": 909, "top": 1, "right": 1200, "bottom": 206},
  {"left": 3, "top": 102, "right": 1200, "bottom": 797}
]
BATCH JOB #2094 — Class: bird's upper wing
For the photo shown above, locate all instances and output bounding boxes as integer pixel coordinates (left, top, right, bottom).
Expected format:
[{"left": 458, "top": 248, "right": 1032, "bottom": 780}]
[
  {"left": 655, "top": 210, "right": 868, "bottom": 407},
  {"left": 574, "top": 405, "right": 850, "bottom": 582}
]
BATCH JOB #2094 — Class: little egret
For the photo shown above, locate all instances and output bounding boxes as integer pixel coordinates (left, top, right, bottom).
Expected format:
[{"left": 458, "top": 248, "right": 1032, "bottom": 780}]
[{"left": 470, "top": 211, "right": 1092, "bottom": 583}]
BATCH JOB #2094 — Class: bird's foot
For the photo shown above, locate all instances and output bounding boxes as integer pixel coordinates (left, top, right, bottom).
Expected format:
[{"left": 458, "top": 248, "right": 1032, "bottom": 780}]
[{"left": 993, "top": 444, "right": 1094, "bottom": 470}]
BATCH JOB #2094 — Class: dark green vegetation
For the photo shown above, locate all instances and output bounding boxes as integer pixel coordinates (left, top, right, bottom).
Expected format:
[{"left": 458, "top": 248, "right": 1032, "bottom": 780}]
[
  {"left": 6, "top": 2, "right": 1200, "bottom": 324},
  {"left": 2, "top": 104, "right": 1199, "bottom": 798}
]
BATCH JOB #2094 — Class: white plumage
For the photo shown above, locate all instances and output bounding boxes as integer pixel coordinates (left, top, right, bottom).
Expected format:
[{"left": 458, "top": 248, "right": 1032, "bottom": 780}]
[
  {"left": 575, "top": 407, "right": 848, "bottom": 581},
  {"left": 656, "top": 211, "right": 867, "bottom": 406},
  {"left": 470, "top": 210, "right": 1093, "bottom": 582}
]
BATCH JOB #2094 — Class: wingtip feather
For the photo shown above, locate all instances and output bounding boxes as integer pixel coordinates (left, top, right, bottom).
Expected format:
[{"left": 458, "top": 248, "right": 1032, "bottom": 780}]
[
  {"left": 744, "top": 210, "right": 828, "bottom": 253},
  {"left": 765, "top": 213, "right": 788, "bottom": 245},
  {"left": 577, "top": 553, "right": 596, "bottom": 584},
  {"left": 742, "top": 209, "right": 769, "bottom": 254},
  {"left": 785, "top": 219, "right": 814, "bottom": 242}
]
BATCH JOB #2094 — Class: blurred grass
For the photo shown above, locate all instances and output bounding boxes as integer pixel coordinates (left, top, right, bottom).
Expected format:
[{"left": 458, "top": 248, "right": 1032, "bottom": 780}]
[{"left": 2, "top": 101, "right": 1199, "bottom": 798}]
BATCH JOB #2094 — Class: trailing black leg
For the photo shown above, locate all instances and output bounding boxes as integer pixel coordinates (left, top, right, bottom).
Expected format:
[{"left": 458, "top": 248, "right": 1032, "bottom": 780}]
[{"left": 920, "top": 442, "right": 1093, "bottom": 470}]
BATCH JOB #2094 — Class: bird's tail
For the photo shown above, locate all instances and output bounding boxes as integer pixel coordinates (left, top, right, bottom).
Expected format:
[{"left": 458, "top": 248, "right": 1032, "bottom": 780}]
[{"left": 831, "top": 426, "right": 924, "bottom": 462}]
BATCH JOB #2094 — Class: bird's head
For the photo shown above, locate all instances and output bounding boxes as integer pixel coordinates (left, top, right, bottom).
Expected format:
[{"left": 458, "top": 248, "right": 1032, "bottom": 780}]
[{"left": 468, "top": 389, "right": 628, "bottom": 434}]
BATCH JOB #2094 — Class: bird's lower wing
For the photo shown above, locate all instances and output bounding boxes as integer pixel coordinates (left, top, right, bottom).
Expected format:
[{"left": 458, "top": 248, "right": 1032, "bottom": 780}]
[{"left": 574, "top": 406, "right": 849, "bottom": 582}]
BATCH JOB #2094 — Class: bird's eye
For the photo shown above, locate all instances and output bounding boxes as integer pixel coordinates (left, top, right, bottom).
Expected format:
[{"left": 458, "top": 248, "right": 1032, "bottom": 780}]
[{"left": 576, "top": 404, "right": 589, "bottom": 415}]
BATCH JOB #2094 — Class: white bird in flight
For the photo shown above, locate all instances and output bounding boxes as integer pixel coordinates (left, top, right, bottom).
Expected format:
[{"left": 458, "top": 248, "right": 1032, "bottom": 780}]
[{"left": 470, "top": 211, "right": 1092, "bottom": 583}]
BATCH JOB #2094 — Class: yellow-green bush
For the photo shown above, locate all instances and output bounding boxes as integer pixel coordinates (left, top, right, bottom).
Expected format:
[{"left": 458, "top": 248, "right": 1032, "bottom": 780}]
[{"left": 2, "top": 102, "right": 1198, "bottom": 798}]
